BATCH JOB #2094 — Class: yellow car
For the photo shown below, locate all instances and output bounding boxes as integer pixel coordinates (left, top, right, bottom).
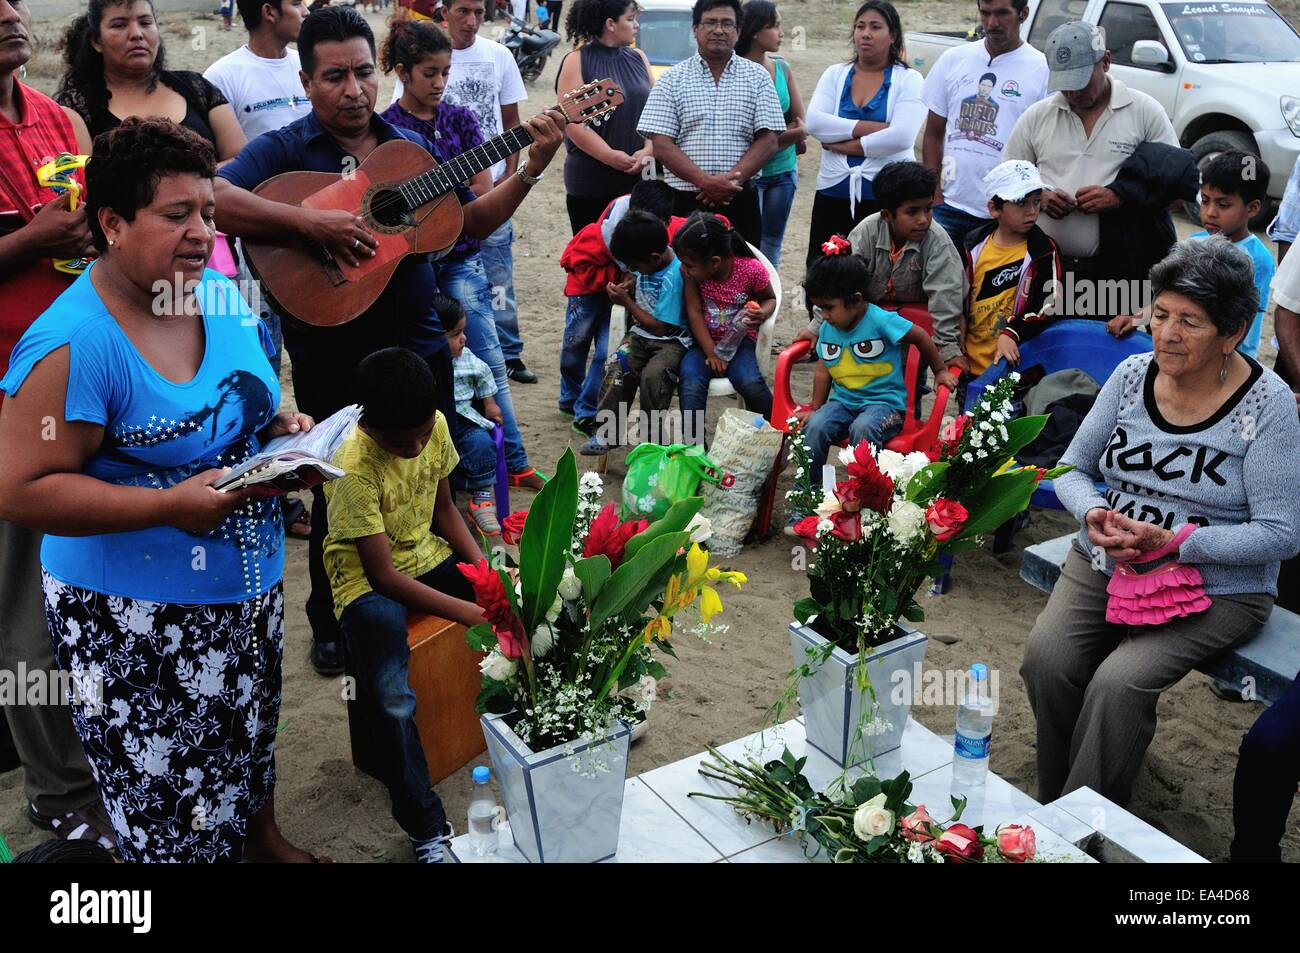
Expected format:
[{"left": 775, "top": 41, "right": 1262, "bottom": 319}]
[{"left": 634, "top": 0, "right": 696, "bottom": 79}]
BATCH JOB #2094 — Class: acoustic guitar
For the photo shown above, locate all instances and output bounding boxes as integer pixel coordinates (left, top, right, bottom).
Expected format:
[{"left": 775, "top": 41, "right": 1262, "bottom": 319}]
[{"left": 243, "top": 79, "right": 624, "bottom": 327}]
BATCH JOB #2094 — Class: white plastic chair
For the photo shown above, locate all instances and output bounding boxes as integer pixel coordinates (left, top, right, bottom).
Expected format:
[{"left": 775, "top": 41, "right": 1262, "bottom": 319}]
[{"left": 608, "top": 242, "right": 782, "bottom": 402}]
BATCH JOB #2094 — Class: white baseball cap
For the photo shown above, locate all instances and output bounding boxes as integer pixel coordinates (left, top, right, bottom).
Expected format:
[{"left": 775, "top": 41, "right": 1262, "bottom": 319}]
[{"left": 983, "top": 160, "right": 1053, "bottom": 202}]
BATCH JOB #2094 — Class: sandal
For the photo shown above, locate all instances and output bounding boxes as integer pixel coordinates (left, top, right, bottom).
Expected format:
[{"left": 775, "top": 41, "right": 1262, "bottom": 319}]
[
  {"left": 29, "top": 799, "right": 118, "bottom": 854},
  {"left": 282, "top": 495, "right": 311, "bottom": 540},
  {"left": 508, "top": 467, "right": 549, "bottom": 490}
]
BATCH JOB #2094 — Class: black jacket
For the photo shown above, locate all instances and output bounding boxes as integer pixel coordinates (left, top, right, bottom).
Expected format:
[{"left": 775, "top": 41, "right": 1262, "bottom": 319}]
[{"left": 1099, "top": 141, "right": 1200, "bottom": 285}]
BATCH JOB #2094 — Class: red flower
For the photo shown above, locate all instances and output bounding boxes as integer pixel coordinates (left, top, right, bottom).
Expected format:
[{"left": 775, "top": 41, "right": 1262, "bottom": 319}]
[
  {"left": 582, "top": 502, "right": 648, "bottom": 569},
  {"left": 457, "top": 559, "right": 527, "bottom": 659},
  {"left": 842, "top": 444, "right": 895, "bottom": 514},
  {"left": 934, "top": 823, "right": 985, "bottom": 863},
  {"left": 996, "top": 824, "right": 1036, "bottom": 863},
  {"left": 900, "top": 806, "right": 937, "bottom": 844},
  {"left": 501, "top": 510, "right": 528, "bottom": 545},
  {"left": 828, "top": 510, "right": 862, "bottom": 542},
  {"left": 792, "top": 515, "right": 821, "bottom": 544},
  {"left": 932, "top": 414, "right": 971, "bottom": 461},
  {"left": 925, "top": 498, "right": 969, "bottom": 541}
]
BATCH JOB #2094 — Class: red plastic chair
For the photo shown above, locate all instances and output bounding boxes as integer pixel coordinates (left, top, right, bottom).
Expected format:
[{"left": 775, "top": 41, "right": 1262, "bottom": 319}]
[{"left": 753, "top": 303, "right": 956, "bottom": 538}]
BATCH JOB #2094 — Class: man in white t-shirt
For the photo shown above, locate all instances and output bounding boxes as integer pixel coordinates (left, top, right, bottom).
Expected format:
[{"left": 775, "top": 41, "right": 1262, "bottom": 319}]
[
  {"left": 437, "top": 0, "right": 537, "bottom": 382},
  {"left": 921, "top": 0, "right": 1048, "bottom": 250},
  {"left": 205, "top": 1, "right": 310, "bottom": 141}
]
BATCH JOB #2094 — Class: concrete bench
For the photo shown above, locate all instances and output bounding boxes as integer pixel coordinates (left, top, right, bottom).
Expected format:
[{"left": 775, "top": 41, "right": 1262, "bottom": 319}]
[{"left": 1021, "top": 534, "right": 1300, "bottom": 706}]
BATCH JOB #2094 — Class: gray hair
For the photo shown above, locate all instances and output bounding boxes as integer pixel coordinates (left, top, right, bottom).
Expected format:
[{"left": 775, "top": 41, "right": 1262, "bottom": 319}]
[{"left": 1148, "top": 237, "right": 1258, "bottom": 338}]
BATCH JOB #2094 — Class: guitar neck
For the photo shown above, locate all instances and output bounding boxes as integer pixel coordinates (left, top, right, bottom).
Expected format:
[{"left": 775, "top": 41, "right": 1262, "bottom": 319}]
[{"left": 400, "top": 125, "right": 536, "bottom": 207}]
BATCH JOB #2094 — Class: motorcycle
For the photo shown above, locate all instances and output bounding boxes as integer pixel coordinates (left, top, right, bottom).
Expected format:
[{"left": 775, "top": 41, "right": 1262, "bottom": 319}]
[{"left": 500, "top": 15, "right": 561, "bottom": 84}]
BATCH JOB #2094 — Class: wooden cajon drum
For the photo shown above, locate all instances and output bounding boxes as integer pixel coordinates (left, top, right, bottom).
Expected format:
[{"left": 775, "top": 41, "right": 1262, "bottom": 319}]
[{"left": 346, "top": 613, "right": 486, "bottom": 786}]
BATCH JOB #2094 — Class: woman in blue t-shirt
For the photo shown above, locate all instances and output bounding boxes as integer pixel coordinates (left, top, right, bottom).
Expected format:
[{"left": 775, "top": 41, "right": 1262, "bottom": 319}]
[{"left": 0, "top": 119, "right": 320, "bottom": 864}]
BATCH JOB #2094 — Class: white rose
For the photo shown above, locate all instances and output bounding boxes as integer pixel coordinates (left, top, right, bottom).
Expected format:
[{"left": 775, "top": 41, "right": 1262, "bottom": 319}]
[
  {"left": 876, "top": 448, "right": 907, "bottom": 479},
  {"left": 558, "top": 567, "right": 582, "bottom": 601},
  {"left": 852, "top": 793, "right": 895, "bottom": 839},
  {"left": 532, "top": 622, "right": 556, "bottom": 657},
  {"left": 479, "top": 650, "right": 517, "bottom": 682},
  {"left": 815, "top": 491, "right": 842, "bottom": 520},
  {"left": 686, "top": 513, "right": 712, "bottom": 544},
  {"left": 903, "top": 451, "right": 932, "bottom": 481},
  {"left": 886, "top": 500, "right": 926, "bottom": 542}
]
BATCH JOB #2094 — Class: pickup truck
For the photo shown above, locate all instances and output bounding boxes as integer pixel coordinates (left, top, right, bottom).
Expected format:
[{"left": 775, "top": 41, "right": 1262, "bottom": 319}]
[{"left": 906, "top": 0, "right": 1300, "bottom": 224}]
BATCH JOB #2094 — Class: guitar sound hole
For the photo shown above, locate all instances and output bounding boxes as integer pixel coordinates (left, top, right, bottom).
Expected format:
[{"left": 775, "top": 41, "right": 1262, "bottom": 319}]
[{"left": 368, "top": 188, "right": 410, "bottom": 229}]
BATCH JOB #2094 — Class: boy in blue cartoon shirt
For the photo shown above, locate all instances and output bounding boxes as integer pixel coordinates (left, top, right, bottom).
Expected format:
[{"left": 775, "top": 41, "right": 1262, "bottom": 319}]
[{"left": 790, "top": 237, "right": 958, "bottom": 521}]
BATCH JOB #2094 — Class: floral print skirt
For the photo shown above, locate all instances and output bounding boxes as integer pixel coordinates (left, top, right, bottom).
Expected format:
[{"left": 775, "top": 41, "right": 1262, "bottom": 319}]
[{"left": 42, "top": 572, "right": 284, "bottom": 862}]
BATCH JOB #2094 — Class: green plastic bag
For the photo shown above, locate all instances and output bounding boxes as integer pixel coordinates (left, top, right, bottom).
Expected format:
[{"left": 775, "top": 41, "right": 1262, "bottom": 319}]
[{"left": 621, "top": 443, "right": 726, "bottom": 521}]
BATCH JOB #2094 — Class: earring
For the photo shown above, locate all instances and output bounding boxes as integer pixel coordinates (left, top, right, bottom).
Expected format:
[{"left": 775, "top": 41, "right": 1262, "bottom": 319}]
[
  {"left": 1220, "top": 353, "right": 1229, "bottom": 385},
  {"left": 108, "top": 239, "right": 115, "bottom": 247}
]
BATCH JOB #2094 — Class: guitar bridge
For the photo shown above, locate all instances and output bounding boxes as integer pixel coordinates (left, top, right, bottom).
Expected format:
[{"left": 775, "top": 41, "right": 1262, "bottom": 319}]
[{"left": 316, "top": 245, "right": 348, "bottom": 286}]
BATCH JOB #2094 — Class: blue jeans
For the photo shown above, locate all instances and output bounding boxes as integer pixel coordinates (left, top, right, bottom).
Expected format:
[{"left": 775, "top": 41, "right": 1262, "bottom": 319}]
[
  {"left": 678, "top": 336, "right": 772, "bottom": 443},
  {"left": 455, "top": 421, "right": 497, "bottom": 491},
  {"left": 480, "top": 220, "right": 522, "bottom": 362},
  {"left": 755, "top": 169, "right": 797, "bottom": 267},
  {"left": 434, "top": 254, "right": 529, "bottom": 472},
  {"left": 338, "top": 554, "right": 474, "bottom": 840},
  {"left": 798, "top": 399, "right": 904, "bottom": 495},
  {"left": 1231, "top": 669, "right": 1300, "bottom": 862},
  {"left": 560, "top": 293, "right": 610, "bottom": 419},
  {"left": 931, "top": 203, "right": 990, "bottom": 252}
]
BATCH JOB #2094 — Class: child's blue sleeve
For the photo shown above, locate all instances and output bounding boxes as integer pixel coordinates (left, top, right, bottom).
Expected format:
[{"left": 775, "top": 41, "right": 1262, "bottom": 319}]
[
  {"left": 877, "top": 306, "right": 915, "bottom": 345},
  {"left": 653, "top": 267, "right": 687, "bottom": 327}
]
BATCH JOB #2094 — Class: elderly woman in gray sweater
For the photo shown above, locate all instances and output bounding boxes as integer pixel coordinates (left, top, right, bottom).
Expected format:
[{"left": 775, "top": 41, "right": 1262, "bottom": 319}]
[{"left": 1021, "top": 237, "right": 1300, "bottom": 807}]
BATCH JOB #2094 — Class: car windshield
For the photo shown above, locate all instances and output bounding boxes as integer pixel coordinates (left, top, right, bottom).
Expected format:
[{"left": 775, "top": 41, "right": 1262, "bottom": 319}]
[
  {"left": 637, "top": 9, "right": 697, "bottom": 65},
  {"left": 1160, "top": 2, "right": 1300, "bottom": 62}
]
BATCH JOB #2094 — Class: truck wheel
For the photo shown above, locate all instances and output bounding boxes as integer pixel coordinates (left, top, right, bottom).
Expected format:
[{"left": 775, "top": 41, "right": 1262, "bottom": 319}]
[{"left": 1185, "top": 130, "right": 1274, "bottom": 230}]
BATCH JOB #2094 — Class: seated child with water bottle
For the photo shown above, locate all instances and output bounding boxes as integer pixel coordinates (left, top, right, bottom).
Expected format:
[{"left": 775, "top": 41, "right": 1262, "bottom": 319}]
[
  {"left": 786, "top": 237, "right": 958, "bottom": 531},
  {"left": 674, "top": 212, "right": 777, "bottom": 443},
  {"left": 437, "top": 293, "right": 507, "bottom": 536},
  {"left": 581, "top": 210, "right": 692, "bottom": 455},
  {"left": 324, "top": 347, "right": 488, "bottom": 863}
]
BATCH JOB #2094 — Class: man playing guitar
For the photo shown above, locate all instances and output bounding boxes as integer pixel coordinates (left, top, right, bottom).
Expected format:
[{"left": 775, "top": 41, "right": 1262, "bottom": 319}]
[{"left": 214, "top": 5, "right": 565, "bottom": 674}]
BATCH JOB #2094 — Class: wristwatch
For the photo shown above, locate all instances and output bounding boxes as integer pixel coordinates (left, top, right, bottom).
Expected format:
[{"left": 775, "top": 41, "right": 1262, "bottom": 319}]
[{"left": 516, "top": 165, "right": 544, "bottom": 187}]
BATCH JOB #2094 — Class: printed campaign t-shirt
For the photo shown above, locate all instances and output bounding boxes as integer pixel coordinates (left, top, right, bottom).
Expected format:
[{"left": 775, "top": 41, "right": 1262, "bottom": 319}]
[
  {"left": 922, "top": 40, "right": 1048, "bottom": 218},
  {"left": 0, "top": 265, "right": 283, "bottom": 603},
  {"left": 204, "top": 45, "right": 308, "bottom": 140},
  {"left": 697, "top": 255, "right": 770, "bottom": 343},
  {"left": 1190, "top": 230, "right": 1274, "bottom": 359},
  {"left": 323, "top": 413, "right": 459, "bottom": 616},
  {"left": 441, "top": 36, "right": 528, "bottom": 183},
  {"left": 967, "top": 237, "right": 1027, "bottom": 375},
  {"left": 817, "top": 304, "right": 913, "bottom": 412},
  {"left": 631, "top": 257, "right": 689, "bottom": 342}
]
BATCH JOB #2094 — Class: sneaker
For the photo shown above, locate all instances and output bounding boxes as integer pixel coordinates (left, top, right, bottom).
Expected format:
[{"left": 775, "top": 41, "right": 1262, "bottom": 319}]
[
  {"left": 579, "top": 435, "right": 612, "bottom": 456},
  {"left": 558, "top": 404, "right": 575, "bottom": 417},
  {"left": 505, "top": 359, "right": 538, "bottom": 384},
  {"left": 469, "top": 495, "right": 501, "bottom": 536},
  {"left": 571, "top": 416, "right": 596, "bottom": 437},
  {"left": 410, "top": 822, "right": 455, "bottom": 864}
]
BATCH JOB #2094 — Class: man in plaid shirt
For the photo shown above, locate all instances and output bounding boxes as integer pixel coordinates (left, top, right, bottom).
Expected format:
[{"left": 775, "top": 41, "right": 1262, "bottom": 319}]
[{"left": 636, "top": 0, "right": 785, "bottom": 247}]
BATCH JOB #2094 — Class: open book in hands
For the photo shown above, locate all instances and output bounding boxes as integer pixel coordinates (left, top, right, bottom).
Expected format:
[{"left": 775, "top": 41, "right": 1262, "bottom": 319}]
[{"left": 214, "top": 404, "right": 362, "bottom": 493}]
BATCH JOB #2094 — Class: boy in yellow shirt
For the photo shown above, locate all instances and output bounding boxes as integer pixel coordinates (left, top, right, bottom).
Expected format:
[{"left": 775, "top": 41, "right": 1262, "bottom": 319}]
[
  {"left": 325, "top": 347, "right": 487, "bottom": 863},
  {"left": 958, "top": 160, "right": 1062, "bottom": 389}
]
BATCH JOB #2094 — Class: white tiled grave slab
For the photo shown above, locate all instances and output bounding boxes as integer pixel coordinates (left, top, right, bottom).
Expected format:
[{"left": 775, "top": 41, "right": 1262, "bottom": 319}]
[
  {"left": 448, "top": 777, "right": 723, "bottom": 863},
  {"left": 1004, "top": 812, "right": 1095, "bottom": 864},
  {"left": 1051, "top": 786, "right": 1209, "bottom": 863},
  {"left": 903, "top": 763, "right": 1042, "bottom": 834},
  {"left": 637, "top": 716, "right": 957, "bottom": 859}
]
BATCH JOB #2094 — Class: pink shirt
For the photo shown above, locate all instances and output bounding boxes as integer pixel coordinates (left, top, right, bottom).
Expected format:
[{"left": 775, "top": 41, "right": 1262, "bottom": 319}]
[{"left": 698, "top": 255, "right": 769, "bottom": 342}]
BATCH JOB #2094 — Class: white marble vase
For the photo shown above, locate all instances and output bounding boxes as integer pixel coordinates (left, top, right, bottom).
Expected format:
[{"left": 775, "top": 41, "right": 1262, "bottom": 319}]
[
  {"left": 790, "top": 621, "right": 928, "bottom": 768},
  {"left": 480, "top": 712, "right": 630, "bottom": 863}
]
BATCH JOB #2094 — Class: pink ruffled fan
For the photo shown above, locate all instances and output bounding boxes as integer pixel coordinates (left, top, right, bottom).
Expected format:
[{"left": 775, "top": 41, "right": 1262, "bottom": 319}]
[{"left": 1105, "top": 524, "right": 1211, "bottom": 626}]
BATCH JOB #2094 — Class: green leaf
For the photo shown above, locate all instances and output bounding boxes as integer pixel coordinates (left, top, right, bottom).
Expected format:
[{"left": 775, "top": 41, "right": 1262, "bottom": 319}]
[
  {"left": 1043, "top": 464, "right": 1075, "bottom": 480},
  {"left": 1001, "top": 414, "right": 1049, "bottom": 458},
  {"left": 833, "top": 847, "right": 857, "bottom": 864},
  {"left": 588, "top": 531, "right": 691, "bottom": 635},
  {"left": 474, "top": 676, "right": 512, "bottom": 715},
  {"left": 851, "top": 776, "right": 882, "bottom": 804},
  {"left": 573, "top": 554, "right": 611, "bottom": 604},
  {"left": 623, "top": 497, "right": 705, "bottom": 561},
  {"left": 464, "top": 623, "right": 497, "bottom": 653},
  {"left": 901, "top": 601, "right": 925, "bottom": 623},
  {"left": 939, "top": 537, "right": 983, "bottom": 555},
  {"left": 645, "top": 660, "right": 667, "bottom": 680},
  {"left": 793, "top": 597, "right": 821, "bottom": 625},
  {"left": 866, "top": 834, "right": 888, "bottom": 853},
  {"left": 955, "top": 469, "right": 1042, "bottom": 540},
  {"left": 517, "top": 450, "right": 579, "bottom": 633},
  {"left": 949, "top": 794, "right": 968, "bottom": 823},
  {"left": 905, "top": 461, "right": 949, "bottom": 503}
]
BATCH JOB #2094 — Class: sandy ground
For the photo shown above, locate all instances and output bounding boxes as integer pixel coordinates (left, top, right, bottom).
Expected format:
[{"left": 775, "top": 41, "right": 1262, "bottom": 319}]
[{"left": 4, "top": 1, "right": 1298, "bottom": 863}]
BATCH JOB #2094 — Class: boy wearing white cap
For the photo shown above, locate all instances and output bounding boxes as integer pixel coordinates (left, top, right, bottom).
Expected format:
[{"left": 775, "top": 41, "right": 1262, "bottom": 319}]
[{"left": 958, "top": 159, "right": 1062, "bottom": 376}]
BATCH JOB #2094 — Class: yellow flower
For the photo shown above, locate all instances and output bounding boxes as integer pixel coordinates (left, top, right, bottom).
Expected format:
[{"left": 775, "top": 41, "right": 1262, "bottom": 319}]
[
  {"left": 685, "top": 543, "right": 709, "bottom": 586},
  {"left": 706, "top": 567, "right": 747, "bottom": 589},
  {"left": 699, "top": 585, "right": 724, "bottom": 623},
  {"left": 642, "top": 614, "right": 672, "bottom": 643}
]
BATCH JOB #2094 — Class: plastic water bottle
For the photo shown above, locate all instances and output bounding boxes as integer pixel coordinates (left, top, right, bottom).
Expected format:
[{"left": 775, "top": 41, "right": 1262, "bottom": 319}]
[
  {"left": 713, "top": 302, "right": 760, "bottom": 361},
  {"left": 953, "top": 663, "right": 993, "bottom": 789},
  {"left": 467, "top": 765, "right": 499, "bottom": 856}
]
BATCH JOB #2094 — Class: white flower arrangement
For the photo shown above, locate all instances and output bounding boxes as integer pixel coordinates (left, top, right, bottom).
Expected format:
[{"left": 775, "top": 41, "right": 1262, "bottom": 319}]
[
  {"left": 886, "top": 500, "right": 926, "bottom": 542},
  {"left": 479, "top": 649, "right": 517, "bottom": 682}
]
